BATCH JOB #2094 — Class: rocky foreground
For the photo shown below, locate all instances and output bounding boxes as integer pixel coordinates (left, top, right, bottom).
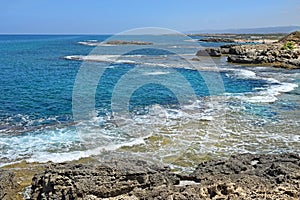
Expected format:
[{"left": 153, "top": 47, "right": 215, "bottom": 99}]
[
  {"left": 196, "top": 31, "right": 300, "bottom": 69},
  {"left": 1, "top": 154, "right": 299, "bottom": 199}
]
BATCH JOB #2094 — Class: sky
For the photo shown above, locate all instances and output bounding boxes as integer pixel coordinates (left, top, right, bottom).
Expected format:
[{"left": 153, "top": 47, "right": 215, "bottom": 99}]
[{"left": 0, "top": 0, "right": 300, "bottom": 34}]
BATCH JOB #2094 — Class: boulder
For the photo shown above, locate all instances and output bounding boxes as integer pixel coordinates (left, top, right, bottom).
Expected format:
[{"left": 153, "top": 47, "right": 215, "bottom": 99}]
[
  {"left": 220, "top": 48, "right": 230, "bottom": 54},
  {"left": 196, "top": 49, "right": 209, "bottom": 56},
  {"left": 227, "top": 55, "right": 259, "bottom": 64},
  {"left": 206, "top": 48, "right": 222, "bottom": 57},
  {"left": 220, "top": 44, "right": 238, "bottom": 54},
  {"left": 191, "top": 57, "right": 200, "bottom": 61},
  {"left": 196, "top": 48, "right": 221, "bottom": 57}
]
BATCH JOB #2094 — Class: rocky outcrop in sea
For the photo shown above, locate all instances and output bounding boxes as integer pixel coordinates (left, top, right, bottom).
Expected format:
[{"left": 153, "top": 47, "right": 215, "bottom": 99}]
[
  {"left": 196, "top": 31, "right": 300, "bottom": 69},
  {"left": 196, "top": 48, "right": 222, "bottom": 57},
  {"left": 199, "top": 37, "right": 236, "bottom": 43},
  {"left": 227, "top": 43, "right": 300, "bottom": 68}
]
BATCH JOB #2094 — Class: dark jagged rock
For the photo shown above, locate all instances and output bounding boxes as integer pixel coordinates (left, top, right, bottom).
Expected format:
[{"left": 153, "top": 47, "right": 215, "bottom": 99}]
[
  {"left": 199, "top": 37, "right": 236, "bottom": 43},
  {"left": 206, "top": 48, "right": 222, "bottom": 57},
  {"left": 0, "top": 170, "right": 17, "bottom": 200},
  {"left": 220, "top": 44, "right": 238, "bottom": 54},
  {"left": 191, "top": 57, "right": 201, "bottom": 61},
  {"left": 196, "top": 49, "right": 209, "bottom": 56},
  {"left": 228, "top": 55, "right": 261, "bottom": 64},
  {"left": 196, "top": 48, "right": 221, "bottom": 57},
  {"left": 29, "top": 154, "right": 300, "bottom": 199}
]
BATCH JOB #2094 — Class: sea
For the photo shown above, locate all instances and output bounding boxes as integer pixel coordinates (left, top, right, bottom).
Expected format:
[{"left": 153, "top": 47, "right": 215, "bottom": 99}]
[{"left": 0, "top": 32, "right": 299, "bottom": 172}]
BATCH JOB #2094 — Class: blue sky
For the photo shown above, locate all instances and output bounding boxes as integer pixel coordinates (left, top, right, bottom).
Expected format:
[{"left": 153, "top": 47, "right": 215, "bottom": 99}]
[{"left": 1, "top": 0, "right": 299, "bottom": 34}]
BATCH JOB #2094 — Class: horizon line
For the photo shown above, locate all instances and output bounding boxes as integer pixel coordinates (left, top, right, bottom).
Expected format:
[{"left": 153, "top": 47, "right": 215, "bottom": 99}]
[{"left": 1, "top": 25, "right": 300, "bottom": 35}]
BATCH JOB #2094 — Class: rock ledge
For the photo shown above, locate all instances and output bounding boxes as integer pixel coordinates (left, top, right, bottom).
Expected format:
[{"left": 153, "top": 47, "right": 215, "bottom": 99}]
[{"left": 28, "top": 154, "right": 300, "bottom": 200}]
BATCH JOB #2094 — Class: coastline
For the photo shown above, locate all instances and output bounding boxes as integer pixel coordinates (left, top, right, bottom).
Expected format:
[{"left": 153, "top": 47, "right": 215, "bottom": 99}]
[
  {"left": 195, "top": 31, "right": 300, "bottom": 69},
  {"left": 1, "top": 153, "right": 299, "bottom": 199},
  {"left": 0, "top": 33, "right": 299, "bottom": 199}
]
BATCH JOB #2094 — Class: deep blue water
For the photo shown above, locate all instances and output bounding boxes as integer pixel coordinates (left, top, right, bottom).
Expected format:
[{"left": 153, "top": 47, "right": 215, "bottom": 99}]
[
  {"left": 0, "top": 35, "right": 103, "bottom": 130},
  {"left": 0, "top": 35, "right": 271, "bottom": 133},
  {"left": 0, "top": 35, "right": 299, "bottom": 165}
]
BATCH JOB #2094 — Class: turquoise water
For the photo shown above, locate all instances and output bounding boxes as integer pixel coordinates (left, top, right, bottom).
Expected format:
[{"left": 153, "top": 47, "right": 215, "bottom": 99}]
[{"left": 0, "top": 35, "right": 299, "bottom": 168}]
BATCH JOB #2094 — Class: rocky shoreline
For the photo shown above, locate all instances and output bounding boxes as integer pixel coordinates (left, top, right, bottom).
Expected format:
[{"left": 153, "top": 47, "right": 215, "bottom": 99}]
[
  {"left": 1, "top": 153, "right": 299, "bottom": 199},
  {"left": 227, "top": 43, "right": 300, "bottom": 69},
  {"left": 190, "top": 33, "right": 285, "bottom": 44},
  {"left": 196, "top": 31, "right": 300, "bottom": 69}
]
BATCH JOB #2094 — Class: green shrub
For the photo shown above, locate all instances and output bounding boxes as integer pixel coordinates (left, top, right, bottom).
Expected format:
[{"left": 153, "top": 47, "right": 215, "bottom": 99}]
[{"left": 281, "top": 41, "right": 295, "bottom": 50}]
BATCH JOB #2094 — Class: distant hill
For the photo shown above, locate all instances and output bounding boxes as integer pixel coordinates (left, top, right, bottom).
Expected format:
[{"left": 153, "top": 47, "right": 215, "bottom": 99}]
[{"left": 188, "top": 26, "right": 300, "bottom": 34}]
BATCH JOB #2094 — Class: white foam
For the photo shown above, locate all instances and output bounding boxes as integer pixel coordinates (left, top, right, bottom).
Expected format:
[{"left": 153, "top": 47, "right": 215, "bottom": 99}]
[
  {"left": 143, "top": 71, "right": 171, "bottom": 75},
  {"left": 64, "top": 55, "right": 138, "bottom": 64},
  {"left": 26, "top": 137, "right": 145, "bottom": 164},
  {"left": 246, "top": 95, "right": 278, "bottom": 103},
  {"left": 229, "top": 69, "right": 257, "bottom": 79},
  {"left": 78, "top": 41, "right": 99, "bottom": 46},
  {"left": 0, "top": 124, "right": 147, "bottom": 166},
  {"left": 115, "top": 59, "right": 137, "bottom": 64},
  {"left": 78, "top": 41, "right": 108, "bottom": 46},
  {"left": 224, "top": 67, "right": 299, "bottom": 103},
  {"left": 243, "top": 82, "right": 298, "bottom": 103},
  {"left": 178, "top": 180, "right": 200, "bottom": 186},
  {"left": 142, "top": 62, "right": 170, "bottom": 68},
  {"left": 184, "top": 39, "right": 199, "bottom": 42},
  {"left": 268, "top": 82, "right": 298, "bottom": 95},
  {"left": 264, "top": 77, "right": 280, "bottom": 84}
]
